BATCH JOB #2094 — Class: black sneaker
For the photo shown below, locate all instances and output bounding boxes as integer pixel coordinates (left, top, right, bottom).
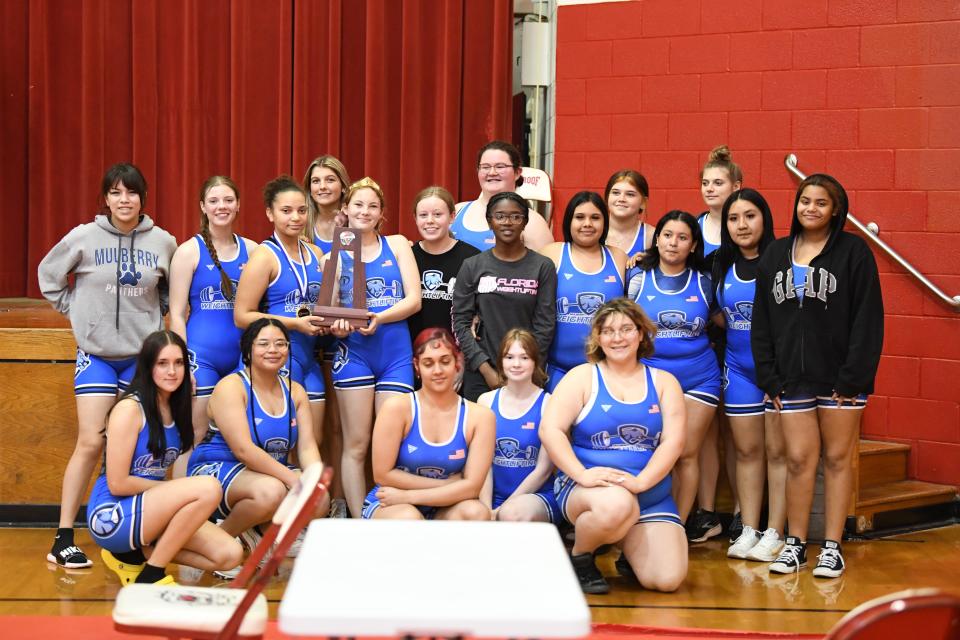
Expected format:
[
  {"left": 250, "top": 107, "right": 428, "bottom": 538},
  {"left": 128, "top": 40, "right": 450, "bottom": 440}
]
[
  {"left": 685, "top": 508, "right": 722, "bottom": 543},
  {"left": 812, "top": 540, "right": 845, "bottom": 579},
  {"left": 727, "top": 511, "right": 743, "bottom": 543},
  {"left": 570, "top": 552, "right": 609, "bottom": 594},
  {"left": 769, "top": 536, "right": 807, "bottom": 574},
  {"left": 614, "top": 552, "right": 636, "bottom": 582}
]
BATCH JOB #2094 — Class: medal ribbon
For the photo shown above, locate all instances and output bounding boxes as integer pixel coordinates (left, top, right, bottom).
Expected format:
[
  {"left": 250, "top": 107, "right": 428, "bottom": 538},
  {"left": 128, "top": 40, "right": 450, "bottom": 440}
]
[{"left": 273, "top": 233, "right": 309, "bottom": 307}]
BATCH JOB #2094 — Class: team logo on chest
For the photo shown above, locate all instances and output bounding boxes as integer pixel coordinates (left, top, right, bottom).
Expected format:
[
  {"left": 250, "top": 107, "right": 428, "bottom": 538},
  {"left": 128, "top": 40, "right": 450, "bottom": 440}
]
[
  {"left": 657, "top": 310, "right": 705, "bottom": 337},
  {"left": 495, "top": 437, "right": 537, "bottom": 468},
  {"left": 264, "top": 437, "right": 290, "bottom": 461},
  {"left": 423, "top": 270, "right": 443, "bottom": 291},
  {"left": 577, "top": 292, "right": 604, "bottom": 315}
]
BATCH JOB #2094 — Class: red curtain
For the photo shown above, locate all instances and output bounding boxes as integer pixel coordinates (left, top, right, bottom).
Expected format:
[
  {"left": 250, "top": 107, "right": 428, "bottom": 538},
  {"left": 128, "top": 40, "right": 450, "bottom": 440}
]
[{"left": 2, "top": 0, "right": 513, "bottom": 298}]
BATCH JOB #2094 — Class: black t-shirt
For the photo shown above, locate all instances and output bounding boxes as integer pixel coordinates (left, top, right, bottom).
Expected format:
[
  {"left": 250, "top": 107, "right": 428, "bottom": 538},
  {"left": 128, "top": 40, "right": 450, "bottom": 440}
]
[{"left": 407, "top": 239, "right": 481, "bottom": 341}]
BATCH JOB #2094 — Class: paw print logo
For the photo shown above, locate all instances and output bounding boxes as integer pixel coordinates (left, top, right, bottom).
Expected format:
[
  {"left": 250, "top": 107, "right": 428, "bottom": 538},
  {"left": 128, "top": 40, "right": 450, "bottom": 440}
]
[{"left": 118, "top": 261, "right": 142, "bottom": 286}]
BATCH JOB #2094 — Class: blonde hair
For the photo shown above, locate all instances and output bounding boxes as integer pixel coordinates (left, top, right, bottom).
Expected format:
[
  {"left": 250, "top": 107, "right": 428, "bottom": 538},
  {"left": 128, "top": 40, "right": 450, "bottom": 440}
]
[
  {"left": 584, "top": 298, "right": 657, "bottom": 363},
  {"left": 496, "top": 329, "right": 548, "bottom": 387},
  {"left": 302, "top": 155, "right": 351, "bottom": 242},
  {"left": 701, "top": 145, "right": 743, "bottom": 184},
  {"left": 345, "top": 177, "right": 386, "bottom": 232}
]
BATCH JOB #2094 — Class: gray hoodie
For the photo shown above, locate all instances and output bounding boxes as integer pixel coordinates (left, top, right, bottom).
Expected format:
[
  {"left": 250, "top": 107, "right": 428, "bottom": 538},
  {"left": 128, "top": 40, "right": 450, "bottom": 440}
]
[{"left": 38, "top": 214, "right": 177, "bottom": 358}]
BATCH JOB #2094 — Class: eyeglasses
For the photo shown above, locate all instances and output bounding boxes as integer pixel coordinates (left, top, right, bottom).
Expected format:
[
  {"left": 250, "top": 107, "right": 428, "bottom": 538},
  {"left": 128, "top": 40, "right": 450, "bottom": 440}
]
[
  {"left": 254, "top": 340, "right": 290, "bottom": 350},
  {"left": 599, "top": 325, "right": 638, "bottom": 338},
  {"left": 491, "top": 212, "right": 526, "bottom": 223},
  {"left": 478, "top": 163, "right": 515, "bottom": 173}
]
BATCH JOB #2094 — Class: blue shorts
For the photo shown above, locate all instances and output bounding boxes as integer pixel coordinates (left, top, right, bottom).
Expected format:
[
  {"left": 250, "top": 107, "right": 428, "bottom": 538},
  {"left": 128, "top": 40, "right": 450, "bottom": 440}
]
[
  {"left": 74, "top": 349, "right": 136, "bottom": 397},
  {"left": 189, "top": 348, "right": 240, "bottom": 398},
  {"left": 361, "top": 484, "right": 436, "bottom": 520},
  {"left": 645, "top": 351, "right": 721, "bottom": 407},
  {"left": 290, "top": 352, "right": 326, "bottom": 403},
  {"left": 554, "top": 471, "right": 683, "bottom": 528},
  {"left": 187, "top": 460, "right": 246, "bottom": 520},
  {"left": 494, "top": 491, "right": 561, "bottom": 524},
  {"left": 545, "top": 363, "right": 568, "bottom": 393},
  {"left": 722, "top": 364, "right": 765, "bottom": 417},
  {"left": 87, "top": 488, "right": 146, "bottom": 554},
  {"left": 331, "top": 337, "right": 414, "bottom": 395},
  {"left": 766, "top": 393, "right": 869, "bottom": 413}
]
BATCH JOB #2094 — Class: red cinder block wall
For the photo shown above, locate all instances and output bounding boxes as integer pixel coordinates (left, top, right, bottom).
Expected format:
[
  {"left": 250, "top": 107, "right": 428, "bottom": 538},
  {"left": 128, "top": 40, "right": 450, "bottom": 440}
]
[{"left": 554, "top": 0, "right": 960, "bottom": 486}]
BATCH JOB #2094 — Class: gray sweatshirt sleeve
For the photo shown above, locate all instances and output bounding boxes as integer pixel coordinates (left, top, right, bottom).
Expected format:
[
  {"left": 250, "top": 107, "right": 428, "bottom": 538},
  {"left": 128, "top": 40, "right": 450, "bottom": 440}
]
[
  {"left": 532, "top": 257, "right": 557, "bottom": 359},
  {"left": 156, "top": 231, "right": 177, "bottom": 316},
  {"left": 37, "top": 225, "right": 84, "bottom": 314},
  {"left": 451, "top": 256, "right": 488, "bottom": 372}
]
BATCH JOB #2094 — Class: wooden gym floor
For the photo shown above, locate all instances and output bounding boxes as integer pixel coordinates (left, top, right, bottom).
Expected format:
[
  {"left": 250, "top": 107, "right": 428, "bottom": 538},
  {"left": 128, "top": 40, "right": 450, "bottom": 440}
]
[{"left": 2, "top": 525, "right": 959, "bottom": 634}]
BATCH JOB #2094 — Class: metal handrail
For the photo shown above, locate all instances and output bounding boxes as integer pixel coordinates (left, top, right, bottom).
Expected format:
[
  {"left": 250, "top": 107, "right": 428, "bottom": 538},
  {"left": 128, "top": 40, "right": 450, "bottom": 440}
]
[{"left": 784, "top": 154, "right": 960, "bottom": 311}]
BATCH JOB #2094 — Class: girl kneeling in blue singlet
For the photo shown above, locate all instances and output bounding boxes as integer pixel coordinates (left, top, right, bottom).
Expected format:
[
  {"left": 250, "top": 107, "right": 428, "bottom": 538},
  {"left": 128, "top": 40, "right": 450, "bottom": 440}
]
[
  {"left": 478, "top": 329, "right": 559, "bottom": 523},
  {"left": 89, "top": 331, "right": 242, "bottom": 586},
  {"left": 541, "top": 299, "right": 687, "bottom": 595},
  {"left": 169, "top": 176, "right": 258, "bottom": 468},
  {"left": 362, "top": 328, "right": 495, "bottom": 521},
  {"left": 188, "top": 319, "right": 326, "bottom": 576}
]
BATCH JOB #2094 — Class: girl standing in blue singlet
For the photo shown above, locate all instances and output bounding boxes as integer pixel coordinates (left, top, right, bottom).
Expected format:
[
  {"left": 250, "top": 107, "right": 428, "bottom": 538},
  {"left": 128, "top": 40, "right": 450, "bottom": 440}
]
[
  {"left": 301, "top": 155, "right": 352, "bottom": 517},
  {"left": 169, "top": 176, "right": 258, "bottom": 458},
  {"left": 693, "top": 145, "right": 745, "bottom": 544},
  {"left": 38, "top": 163, "right": 177, "bottom": 569},
  {"left": 452, "top": 140, "right": 553, "bottom": 251},
  {"left": 604, "top": 170, "right": 654, "bottom": 261},
  {"left": 698, "top": 146, "right": 743, "bottom": 257},
  {"left": 478, "top": 329, "right": 558, "bottom": 523},
  {"left": 540, "top": 191, "right": 627, "bottom": 390},
  {"left": 627, "top": 211, "right": 720, "bottom": 526},
  {"left": 362, "top": 328, "right": 494, "bottom": 520},
  {"left": 332, "top": 177, "right": 423, "bottom": 517},
  {"left": 234, "top": 177, "right": 342, "bottom": 454},
  {"left": 540, "top": 299, "right": 687, "bottom": 594},
  {"left": 302, "top": 155, "right": 351, "bottom": 254},
  {"left": 710, "top": 189, "right": 787, "bottom": 562},
  {"left": 89, "top": 331, "right": 242, "bottom": 586},
  {"left": 188, "top": 319, "right": 325, "bottom": 574}
]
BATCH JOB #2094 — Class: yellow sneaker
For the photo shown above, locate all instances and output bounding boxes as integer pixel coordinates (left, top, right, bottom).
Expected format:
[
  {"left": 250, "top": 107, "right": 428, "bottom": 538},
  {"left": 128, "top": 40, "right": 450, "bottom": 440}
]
[
  {"left": 151, "top": 574, "right": 177, "bottom": 586},
  {"left": 101, "top": 549, "right": 144, "bottom": 585}
]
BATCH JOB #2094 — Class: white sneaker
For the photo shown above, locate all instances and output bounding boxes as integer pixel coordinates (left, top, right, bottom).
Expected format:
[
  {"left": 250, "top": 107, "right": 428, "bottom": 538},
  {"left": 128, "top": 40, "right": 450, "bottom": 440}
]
[
  {"left": 746, "top": 528, "right": 785, "bottom": 562},
  {"left": 286, "top": 529, "right": 306, "bottom": 558},
  {"left": 727, "top": 525, "right": 760, "bottom": 559},
  {"left": 213, "top": 564, "right": 243, "bottom": 580}
]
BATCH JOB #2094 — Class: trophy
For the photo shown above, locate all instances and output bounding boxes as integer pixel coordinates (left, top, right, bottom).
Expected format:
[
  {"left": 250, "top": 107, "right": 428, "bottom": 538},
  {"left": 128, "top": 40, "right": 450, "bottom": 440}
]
[{"left": 312, "top": 227, "right": 370, "bottom": 328}]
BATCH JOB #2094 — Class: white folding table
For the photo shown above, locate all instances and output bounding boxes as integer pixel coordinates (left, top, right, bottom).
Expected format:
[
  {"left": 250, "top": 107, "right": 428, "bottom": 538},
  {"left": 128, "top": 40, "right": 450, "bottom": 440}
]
[{"left": 279, "top": 519, "right": 591, "bottom": 638}]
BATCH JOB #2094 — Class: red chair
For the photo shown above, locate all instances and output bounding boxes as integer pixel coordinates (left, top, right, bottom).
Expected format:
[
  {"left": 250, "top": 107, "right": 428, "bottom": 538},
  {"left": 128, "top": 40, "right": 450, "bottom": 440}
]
[
  {"left": 112, "top": 462, "right": 334, "bottom": 640},
  {"left": 827, "top": 588, "right": 960, "bottom": 640}
]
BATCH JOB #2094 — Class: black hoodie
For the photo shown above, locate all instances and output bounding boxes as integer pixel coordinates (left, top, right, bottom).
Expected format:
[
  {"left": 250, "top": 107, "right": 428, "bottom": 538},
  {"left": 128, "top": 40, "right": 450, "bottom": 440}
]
[{"left": 751, "top": 175, "right": 884, "bottom": 398}]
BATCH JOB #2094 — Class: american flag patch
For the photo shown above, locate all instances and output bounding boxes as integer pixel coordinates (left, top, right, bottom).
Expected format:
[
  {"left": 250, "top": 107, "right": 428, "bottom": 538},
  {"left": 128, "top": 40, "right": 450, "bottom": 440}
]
[
  {"left": 649, "top": 404, "right": 660, "bottom": 414},
  {"left": 686, "top": 295, "right": 699, "bottom": 302},
  {"left": 605, "top": 275, "right": 617, "bottom": 282},
  {"left": 382, "top": 259, "right": 393, "bottom": 267},
  {"left": 521, "top": 421, "right": 535, "bottom": 430},
  {"left": 449, "top": 449, "right": 465, "bottom": 460}
]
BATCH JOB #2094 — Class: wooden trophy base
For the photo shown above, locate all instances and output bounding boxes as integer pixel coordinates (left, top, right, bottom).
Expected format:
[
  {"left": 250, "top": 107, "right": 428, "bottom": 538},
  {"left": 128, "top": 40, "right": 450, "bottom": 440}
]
[{"left": 312, "top": 305, "right": 370, "bottom": 329}]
